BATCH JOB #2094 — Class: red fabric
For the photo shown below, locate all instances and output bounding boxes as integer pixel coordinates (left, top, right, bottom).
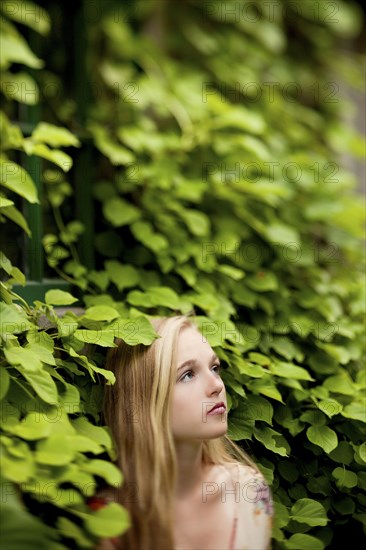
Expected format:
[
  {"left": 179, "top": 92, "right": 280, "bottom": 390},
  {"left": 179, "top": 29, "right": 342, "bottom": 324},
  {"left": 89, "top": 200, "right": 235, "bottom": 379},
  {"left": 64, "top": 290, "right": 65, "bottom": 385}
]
[{"left": 87, "top": 496, "right": 109, "bottom": 511}]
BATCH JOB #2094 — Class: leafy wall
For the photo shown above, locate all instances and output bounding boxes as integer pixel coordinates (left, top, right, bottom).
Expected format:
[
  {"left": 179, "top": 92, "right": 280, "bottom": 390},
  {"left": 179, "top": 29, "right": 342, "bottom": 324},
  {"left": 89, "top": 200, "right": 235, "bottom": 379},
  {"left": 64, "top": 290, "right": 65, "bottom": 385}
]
[{"left": 1, "top": 1, "right": 365, "bottom": 549}]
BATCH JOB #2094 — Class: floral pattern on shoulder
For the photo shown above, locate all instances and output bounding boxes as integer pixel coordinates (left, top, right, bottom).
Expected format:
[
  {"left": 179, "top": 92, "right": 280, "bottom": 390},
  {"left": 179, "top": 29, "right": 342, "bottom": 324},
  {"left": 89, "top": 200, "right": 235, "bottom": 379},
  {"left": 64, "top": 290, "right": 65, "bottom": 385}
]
[
  {"left": 253, "top": 479, "right": 273, "bottom": 517},
  {"left": 234, "top": 464, "right": 273, "bottom": 517}
]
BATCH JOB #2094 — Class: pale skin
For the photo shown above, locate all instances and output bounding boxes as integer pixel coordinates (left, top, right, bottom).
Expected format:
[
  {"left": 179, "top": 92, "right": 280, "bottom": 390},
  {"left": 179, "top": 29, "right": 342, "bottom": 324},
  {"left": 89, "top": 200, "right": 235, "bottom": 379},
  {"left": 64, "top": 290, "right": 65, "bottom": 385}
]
[
  {"left": 172, "top": 325, "right": 229, "bottom": 500},
  {"left": 172, "top": 326, "right": 237, "bottom": 549}
]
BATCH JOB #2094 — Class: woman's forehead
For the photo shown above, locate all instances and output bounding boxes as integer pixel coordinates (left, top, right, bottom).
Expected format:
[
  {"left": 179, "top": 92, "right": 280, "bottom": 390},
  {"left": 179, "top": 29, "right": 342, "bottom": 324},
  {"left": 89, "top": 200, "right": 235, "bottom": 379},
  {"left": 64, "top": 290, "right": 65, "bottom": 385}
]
[{"left": 177, "top": 326, "right": 213, "bottom": 358}]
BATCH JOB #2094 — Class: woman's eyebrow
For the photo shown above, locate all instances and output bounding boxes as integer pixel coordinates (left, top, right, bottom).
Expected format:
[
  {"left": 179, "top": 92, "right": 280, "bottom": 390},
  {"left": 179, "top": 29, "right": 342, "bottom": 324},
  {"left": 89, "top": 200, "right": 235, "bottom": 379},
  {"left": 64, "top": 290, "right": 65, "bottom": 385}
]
[{"left": 177, "top": 353, "right": 220, "bottom": 374}]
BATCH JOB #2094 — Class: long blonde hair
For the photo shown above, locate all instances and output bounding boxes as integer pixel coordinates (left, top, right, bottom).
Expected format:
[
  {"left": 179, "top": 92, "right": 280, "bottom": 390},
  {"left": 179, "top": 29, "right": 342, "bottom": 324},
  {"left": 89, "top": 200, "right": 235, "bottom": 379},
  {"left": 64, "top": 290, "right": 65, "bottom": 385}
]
[{"left": 102, "top": 314, "right": 258, "bottom": 550}]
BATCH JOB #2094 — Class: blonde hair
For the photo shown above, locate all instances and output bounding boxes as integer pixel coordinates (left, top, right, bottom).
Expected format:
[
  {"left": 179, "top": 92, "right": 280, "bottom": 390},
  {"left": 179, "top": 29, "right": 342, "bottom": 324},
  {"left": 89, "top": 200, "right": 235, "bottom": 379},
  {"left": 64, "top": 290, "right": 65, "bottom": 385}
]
[{"left": 102, "top": 314, "right": 258, "bottom": 550}]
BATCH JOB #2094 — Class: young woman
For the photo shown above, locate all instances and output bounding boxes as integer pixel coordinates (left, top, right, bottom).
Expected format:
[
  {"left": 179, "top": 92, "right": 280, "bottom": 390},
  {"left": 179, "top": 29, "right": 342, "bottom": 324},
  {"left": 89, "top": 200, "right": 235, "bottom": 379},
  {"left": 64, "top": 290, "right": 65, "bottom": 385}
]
[{"left": 91, "top": 315, "right": 273, "bottom": 549}]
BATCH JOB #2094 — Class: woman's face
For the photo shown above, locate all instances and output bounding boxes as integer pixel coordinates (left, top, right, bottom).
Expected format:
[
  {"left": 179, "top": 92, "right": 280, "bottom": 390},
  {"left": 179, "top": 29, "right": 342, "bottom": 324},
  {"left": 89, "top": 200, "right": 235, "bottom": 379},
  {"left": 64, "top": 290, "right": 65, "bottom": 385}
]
[{"left": 170, "top": 325, "right": 228, "bottom": 441}]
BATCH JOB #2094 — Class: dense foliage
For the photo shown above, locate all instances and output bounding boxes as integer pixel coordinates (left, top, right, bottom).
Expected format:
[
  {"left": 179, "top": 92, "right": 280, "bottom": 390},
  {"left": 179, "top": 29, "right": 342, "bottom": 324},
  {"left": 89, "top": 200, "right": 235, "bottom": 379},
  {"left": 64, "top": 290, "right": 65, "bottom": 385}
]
[{"left": 1, "top": 1, "right": 365, "bottom": 549}]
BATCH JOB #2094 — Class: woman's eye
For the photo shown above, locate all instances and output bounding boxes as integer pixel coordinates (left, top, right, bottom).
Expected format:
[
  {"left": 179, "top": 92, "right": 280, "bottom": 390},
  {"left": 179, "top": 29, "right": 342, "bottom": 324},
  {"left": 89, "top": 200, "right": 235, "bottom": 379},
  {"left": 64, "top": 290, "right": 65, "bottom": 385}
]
[
  {"left": 180, "top": 370, "right": 194, "bottom": 382},
  {"left": 179, "top": 364, "right": 221, "bottom": 383},
  {"left": 212, "top": 364, "right": 221, "bottom": 375}
]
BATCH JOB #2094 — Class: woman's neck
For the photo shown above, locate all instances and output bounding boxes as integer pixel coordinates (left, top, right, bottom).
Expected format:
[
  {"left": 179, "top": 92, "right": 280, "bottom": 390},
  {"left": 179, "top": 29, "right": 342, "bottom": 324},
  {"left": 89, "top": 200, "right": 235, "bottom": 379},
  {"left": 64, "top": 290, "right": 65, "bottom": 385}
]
[{"left": 174, "top": 440, "right": 208, "bottom": 501}]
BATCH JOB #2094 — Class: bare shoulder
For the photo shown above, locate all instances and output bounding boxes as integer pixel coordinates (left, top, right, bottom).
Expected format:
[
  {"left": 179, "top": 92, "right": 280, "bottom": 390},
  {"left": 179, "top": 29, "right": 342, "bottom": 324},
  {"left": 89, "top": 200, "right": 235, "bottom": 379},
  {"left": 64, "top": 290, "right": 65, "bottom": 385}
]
[
  {"left": 220, "top": 461, "right": 262, "bottom": 485},
  {"left": 224, "top": 463, "right": 273, "bottom": 549}
]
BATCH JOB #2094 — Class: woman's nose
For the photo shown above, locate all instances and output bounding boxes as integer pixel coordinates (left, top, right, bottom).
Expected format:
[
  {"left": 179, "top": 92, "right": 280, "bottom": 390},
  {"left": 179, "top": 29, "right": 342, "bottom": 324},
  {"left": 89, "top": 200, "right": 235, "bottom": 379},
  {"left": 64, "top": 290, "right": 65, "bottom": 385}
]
[{"left": 207, "top": 372, "right": 225, "bottom": 395}]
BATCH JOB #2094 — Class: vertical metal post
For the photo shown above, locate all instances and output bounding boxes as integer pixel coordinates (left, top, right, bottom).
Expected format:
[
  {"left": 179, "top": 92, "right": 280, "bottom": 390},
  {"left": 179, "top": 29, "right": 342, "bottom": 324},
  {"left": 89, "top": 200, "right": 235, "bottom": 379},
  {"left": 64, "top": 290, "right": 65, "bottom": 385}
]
[
  {"left": 73, "top": 0, "right": 95, "bottom": 270},
  {"left": 22, "top": 30, "right": 43, "bottom": 282}
]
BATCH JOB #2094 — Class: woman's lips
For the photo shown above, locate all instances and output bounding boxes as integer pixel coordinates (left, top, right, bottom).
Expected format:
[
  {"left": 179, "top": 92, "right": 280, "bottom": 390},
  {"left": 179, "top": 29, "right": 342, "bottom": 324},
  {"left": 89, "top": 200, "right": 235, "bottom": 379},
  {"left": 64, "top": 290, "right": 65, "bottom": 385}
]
[{"left": 207, "top": 405, "right": 226, "bottom": 415}]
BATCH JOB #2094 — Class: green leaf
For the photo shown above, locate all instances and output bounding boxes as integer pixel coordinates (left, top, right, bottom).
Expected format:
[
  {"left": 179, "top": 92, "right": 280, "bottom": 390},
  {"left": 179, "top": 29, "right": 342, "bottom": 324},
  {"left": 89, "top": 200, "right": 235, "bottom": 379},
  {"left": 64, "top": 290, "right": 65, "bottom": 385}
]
[
  {"left": 0, "top": 480, "right": 52, "bottom": 549},
  {"left": 329, "top": 441, "right": 354, "bottom": 465},
  {"left": 243, "top": 395, "right": 273, "bottom": 424},
  {"left": 0, "top": 368, "right": 10, "bottom": 400},
  {"left": 127, "top": 286, "right": 181, "bottom": 310},
  {"left": 1, "top": 444, "right": 35, "bottom": 482},
  {"left": 68, "top": 347, "right": 116, "bottom": 384},
  {"left": 285, "top": 533, "right": 324, "bottom": 550},
  {"left": 102, "top": 196, "right": 141, "bottom": 226},
  {"left": 264, "top": 223, "right": 300, "bottom": 246},
  {"left": 57, "top": 317, "right": 78, "bottom": 338},
  {"left": 108, "top": 316, "right": 159, "bottom": 345},
  {"left": 1, "top": 282, "right": 15, "bottom": 304},
  {"left": 253, "top": 426, "right": 290, "bottom": 456},
  {"left": 74, "top": 329, "right": 116, "bottom": 347},
  {"left": 0, "top": 159, "right": 39, "bottom": 203},
  {"left": 317, "top": 399, "right": 343, "bottom": 418},
  {"left": 35, "top": 434, "right": 75, "bottom": 466},
  {"left": 0, "top": 304, "right": 32, "bottom": 338},
  {"left": 72, "top": 417, "right": 112, "bottom": 450},
  {"left": 273, "top": 501, "right": 290, "bottom": 529},
  {"left": 57, "top": 517, "right": 93, "bottom": 548},
  {"left": 25, "top": 343, "right": 56, "bottom": 366},
  {"left": 18, "top": 368, "right": 59, "bottom": 404},
  {"left": 232, "top": 285, "right": 257, "bottom": 307},
  {"left": 248, "top": 377, "right": 284, "bottom": 402},
  {"left": 323, "top": 372, "right": 355, "bottom": 396},
  {"left": 179, "top": 209, "right": 210, "bottom": 236},
  {"left": 357, "top": 442, "right": 366, "bottom": 464},
  {"left": 83, "top": 502, "right": 131, "bottom": 537},
  {"left": 130, "top": 220, "right": 169, "bottom": 253},
  {"left": 290, "top": 498, "right": 328, "bottom": 527},
  {"left": 83, "top": 305, "right": 120, "bottom": 322},
  {"left": 193, "top": 317, "right": 225, "bottom": 347},
  {"left": 89, "top": 124, "right": 135, "bottom": 165},
  {"left": 4, "top": 346, "right": 43, "bottom": 371},
  {"left": 300, "top": 410, "right": 326, "bottom": 427},
  {"left": 246, "top": 271, "right": 278, "bottom": 291},
  {"left": 0, "top": 197, "right": 14, "bottom": 208},
  {"left": 332, "top": 467, "right": 358, "bottom": 489},
  {"left": 26, "top": 330, "right": 54, "bottom": 352},
  {"left": 341, "top": 401, "right": 366, "bottom": 423},
  {"left": 248, "top": 353, "right": 271, "bottom": 366},
  {"left": 10, "top": 266, "right": 26, "bottom": 285},
  {"left": 45, "top": 289, "right": 78, "bottom": 306},
  {"left": 271, "top": 361, "right": 313, "bottom": 381},
  {"left": 317, "top": 342, "right": 350, "bottom": 363},
  {"left": 306, "top": 425, "right": 338, "bottom": 453},
  {"left": 227, "top": 404, "right": 255, "bottom": 440},
  {"left": 10, "top": 412, "right": 53, "bottom": 440},
  {"left": 0, "top": 72, "right": 39, "bottom": 104},
  {"left": 88, "top": 270, "right": 109, "bottom": 291},
  {"left": 1, "top": 204, "right": 31, "bottom": 235},
  {"left": 1, "top": 1, "right": 51, "bottom": 35},
  {"left": 104, "top": 261, "right": 140, "bottom": 291},
  {"left": 0, "top": 33, "right": 44, "bottom": 69},
  {"left": 31, "top": 122, "right": 80, "bottom": 147},
  {"left": 278, "top": 461, "right": 299, "bottom": 483},
  {"left": 333, "top": 496, "right": 355, "bottom": 515},
  {"left": 212, "top": 107, "right": 266, "bottom": 134},
  {"left": 147, "top": 286, "right": 182, "bottom": 309},
  {"left": 81, "top": 459, "right": 123, "bottom": 486},
  {"left": 23, "top": 141, "right": 74, "bottom": 171},
  {"left": 217, "top": 264, "right": 245, "bottom": 280},
  {"left": 272, "top": 337, "right": 303, "bottom": 361},
  {"left": 306, "top": 476, "right": 331, "bottom": 496}
]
